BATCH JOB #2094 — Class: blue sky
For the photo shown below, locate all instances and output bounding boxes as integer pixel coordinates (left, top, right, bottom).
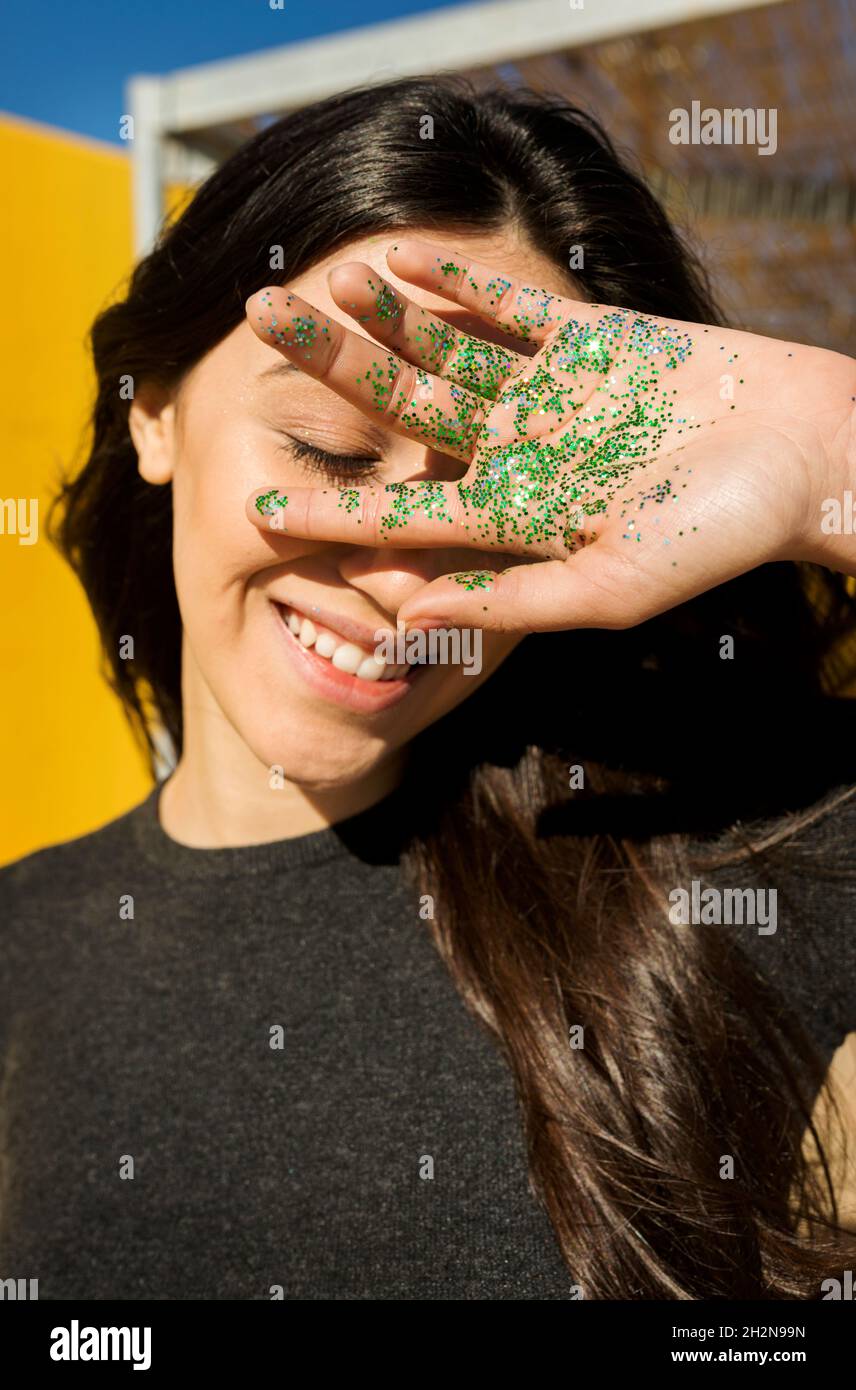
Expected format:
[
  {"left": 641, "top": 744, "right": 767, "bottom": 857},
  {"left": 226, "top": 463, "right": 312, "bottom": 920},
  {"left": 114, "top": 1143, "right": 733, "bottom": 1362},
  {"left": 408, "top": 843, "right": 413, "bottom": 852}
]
[{"left": 0, "top": 0, "right": 475, "bottom": 145}]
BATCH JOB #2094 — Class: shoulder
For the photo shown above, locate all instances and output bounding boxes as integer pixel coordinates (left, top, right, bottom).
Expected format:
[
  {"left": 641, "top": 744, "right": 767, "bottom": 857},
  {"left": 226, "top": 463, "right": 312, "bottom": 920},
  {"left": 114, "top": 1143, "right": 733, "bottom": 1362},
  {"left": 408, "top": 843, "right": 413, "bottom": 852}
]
[
  {"left": 0, "top": 793, "right": 157, "bottom": 1016},
  {"left": 0, "top": 792, "right": 156, "bottom": 915}
]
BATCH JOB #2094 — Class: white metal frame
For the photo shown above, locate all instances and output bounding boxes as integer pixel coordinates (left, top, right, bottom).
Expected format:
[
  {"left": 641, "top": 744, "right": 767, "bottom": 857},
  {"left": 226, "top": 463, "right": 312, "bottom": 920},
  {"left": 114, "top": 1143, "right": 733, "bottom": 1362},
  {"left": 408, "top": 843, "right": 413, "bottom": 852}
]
[{"left": 127, "top": 0, "right": 783, "bottom": 252}]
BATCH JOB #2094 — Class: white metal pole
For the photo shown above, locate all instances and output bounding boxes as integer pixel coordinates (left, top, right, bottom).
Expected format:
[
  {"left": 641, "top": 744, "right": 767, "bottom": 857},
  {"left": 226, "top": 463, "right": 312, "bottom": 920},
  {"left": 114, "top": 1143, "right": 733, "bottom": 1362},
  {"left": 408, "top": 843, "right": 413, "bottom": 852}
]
[{"left": 127, "top": 75, "right": 164, "bottom": 256}]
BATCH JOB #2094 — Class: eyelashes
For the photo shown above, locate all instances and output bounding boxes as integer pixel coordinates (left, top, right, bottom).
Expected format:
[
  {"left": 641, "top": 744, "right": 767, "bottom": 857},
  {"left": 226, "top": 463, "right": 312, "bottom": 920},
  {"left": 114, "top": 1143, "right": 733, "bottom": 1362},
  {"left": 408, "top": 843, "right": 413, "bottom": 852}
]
[{"left": 279, "top": 433, "right": 382, "bottom": 484}]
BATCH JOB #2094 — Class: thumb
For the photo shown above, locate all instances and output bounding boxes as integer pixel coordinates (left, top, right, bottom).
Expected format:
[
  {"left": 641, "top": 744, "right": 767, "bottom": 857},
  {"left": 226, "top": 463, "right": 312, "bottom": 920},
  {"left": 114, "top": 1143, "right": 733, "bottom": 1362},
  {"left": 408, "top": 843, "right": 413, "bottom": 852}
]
[{"left": 398, "top": 548, "right": 670, "bottom": 635}]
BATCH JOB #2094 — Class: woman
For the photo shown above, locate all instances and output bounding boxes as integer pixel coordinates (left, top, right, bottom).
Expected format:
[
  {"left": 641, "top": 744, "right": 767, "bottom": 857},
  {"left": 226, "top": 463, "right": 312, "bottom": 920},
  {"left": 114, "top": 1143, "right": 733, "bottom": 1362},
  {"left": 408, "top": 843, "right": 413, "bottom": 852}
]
[{"left": 2, "top": 76, "right": 856, "bottom": 1300}]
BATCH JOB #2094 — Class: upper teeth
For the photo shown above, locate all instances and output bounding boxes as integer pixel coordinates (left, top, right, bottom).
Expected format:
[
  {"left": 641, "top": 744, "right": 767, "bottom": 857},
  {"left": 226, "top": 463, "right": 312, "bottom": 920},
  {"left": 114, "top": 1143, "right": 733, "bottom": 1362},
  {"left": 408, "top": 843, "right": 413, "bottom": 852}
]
[{"left": 283, "top": 608, "right": 408, "bottom": 682}]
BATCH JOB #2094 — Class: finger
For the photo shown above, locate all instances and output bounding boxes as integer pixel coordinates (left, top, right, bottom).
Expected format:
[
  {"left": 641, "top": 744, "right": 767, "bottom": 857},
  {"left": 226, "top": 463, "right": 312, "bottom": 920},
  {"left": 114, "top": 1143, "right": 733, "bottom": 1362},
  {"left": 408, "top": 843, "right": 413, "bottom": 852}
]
[
  {"left": 246, "top": 286, "right": 485, "bottom": 462},
  {"left": 328, "top": 261, "right": 635, "bottom": 449},
  {"left": 247, "top": 479, "right": 484, "bottom": 550},
  {"left": 327, "top": 261, "right": 528, "bottom": 401},
  {"left": 387, "top": 238, "right": 601, "bottom": 346},
  {"left": 246, "top": 455, "right": 599, "bottom": 558},
  {"left": 327, "top": 262, "right": 640, "bottom": 453},
  {"left": 396, "top": 545, "right": 686, "bottom": 634},
  {"left": 386, "top": 240, "right": 654, "bottom": 437}
]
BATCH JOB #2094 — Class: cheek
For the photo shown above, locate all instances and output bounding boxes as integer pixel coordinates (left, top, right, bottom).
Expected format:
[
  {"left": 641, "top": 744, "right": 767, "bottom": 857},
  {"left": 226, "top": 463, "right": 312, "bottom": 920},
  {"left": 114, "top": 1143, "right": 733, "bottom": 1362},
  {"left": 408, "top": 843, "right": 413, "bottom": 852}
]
[{"left": 169, "top": 432, "right": 316, "bottom": 605}]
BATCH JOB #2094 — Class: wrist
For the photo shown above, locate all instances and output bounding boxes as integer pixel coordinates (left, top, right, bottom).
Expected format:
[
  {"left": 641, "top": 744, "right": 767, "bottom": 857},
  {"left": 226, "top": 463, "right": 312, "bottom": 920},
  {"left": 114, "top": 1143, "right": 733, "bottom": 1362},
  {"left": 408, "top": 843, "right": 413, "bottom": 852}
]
[{"left": 797, "top": 364, "right": 856, "bottom": 575}]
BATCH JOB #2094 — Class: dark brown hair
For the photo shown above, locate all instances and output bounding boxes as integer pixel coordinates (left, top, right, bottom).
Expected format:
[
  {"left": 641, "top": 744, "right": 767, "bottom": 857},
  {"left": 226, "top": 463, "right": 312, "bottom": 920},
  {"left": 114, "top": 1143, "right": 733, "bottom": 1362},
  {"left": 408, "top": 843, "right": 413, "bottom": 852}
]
[{"left": 53, "top": 76, "right": 856, "bottom": 1297}]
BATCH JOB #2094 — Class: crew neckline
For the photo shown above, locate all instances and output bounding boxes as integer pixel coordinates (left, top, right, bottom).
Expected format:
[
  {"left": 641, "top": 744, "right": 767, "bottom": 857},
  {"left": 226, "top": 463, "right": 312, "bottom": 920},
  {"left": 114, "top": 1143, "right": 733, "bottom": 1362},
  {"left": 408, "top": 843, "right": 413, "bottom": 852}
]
[{"left": 129, "top": 779, "right": 413, "bottom": 879}]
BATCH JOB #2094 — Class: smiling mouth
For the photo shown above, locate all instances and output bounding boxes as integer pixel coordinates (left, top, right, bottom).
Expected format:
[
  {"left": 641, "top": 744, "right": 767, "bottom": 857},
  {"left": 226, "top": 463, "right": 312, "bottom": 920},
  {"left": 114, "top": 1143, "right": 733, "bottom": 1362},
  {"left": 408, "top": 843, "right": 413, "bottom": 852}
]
[{"left": 274, "top": 603, "right": 412, "bottom": 684}]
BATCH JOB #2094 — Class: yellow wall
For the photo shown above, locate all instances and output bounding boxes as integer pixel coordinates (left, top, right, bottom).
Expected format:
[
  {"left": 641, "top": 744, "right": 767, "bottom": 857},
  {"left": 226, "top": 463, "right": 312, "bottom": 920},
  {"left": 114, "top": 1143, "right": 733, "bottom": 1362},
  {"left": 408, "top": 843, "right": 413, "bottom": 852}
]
[{"left": 0, "top": 114, "right": 153, "bottom": 865}]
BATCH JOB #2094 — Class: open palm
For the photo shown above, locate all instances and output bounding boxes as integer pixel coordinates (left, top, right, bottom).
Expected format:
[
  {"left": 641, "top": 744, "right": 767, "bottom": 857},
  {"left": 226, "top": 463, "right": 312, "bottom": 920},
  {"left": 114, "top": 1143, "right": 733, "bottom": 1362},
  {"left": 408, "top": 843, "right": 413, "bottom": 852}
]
[{"left": 246, "top": 238, "right": 855, "bottom": 631}]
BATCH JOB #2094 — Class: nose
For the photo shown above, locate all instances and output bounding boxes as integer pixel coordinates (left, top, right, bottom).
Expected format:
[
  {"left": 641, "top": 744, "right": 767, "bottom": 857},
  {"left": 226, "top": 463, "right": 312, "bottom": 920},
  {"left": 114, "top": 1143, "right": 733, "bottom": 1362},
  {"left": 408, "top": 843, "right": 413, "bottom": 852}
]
[{"left": 336, "top": 545, "right": 461, "bottom": 615}]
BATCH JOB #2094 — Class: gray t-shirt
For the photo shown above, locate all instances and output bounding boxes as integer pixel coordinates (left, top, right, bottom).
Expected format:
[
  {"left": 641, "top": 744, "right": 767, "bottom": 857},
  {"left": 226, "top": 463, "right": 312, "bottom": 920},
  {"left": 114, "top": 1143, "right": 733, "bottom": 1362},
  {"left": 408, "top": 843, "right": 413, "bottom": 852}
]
[{"left": 0, "top": 784, "right": 854, "bottom": 1300}]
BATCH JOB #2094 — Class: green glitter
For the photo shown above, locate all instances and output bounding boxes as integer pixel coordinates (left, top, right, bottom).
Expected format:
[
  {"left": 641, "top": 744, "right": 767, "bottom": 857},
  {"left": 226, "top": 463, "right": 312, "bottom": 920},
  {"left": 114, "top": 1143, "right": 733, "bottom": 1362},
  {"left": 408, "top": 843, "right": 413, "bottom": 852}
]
[
  {"left": 485, "top": 276, "right": 512, "bottom": 306},
  {"left": 253, "top": 270, "right": 726, "bottom": 558},
  {"left": 257, "top": 300, "right": 331, "bottom": 356},
  {"left": 450, "top": 308, "right": 696, "bottom": 549},
  {"left": 451, "top": 570, "right": 495, "bottom": 590},
  {"left": 444, "top": 333, "right": 518, "bottom": 400},
  {"left": 256, "top": 489, "right": 288, "bottom": 516},
  {"left": 354, "top": 354, "right": 484, "bottom": 460},
  {"left": 346, "top": 302, "right": 701, "bottom": 552},
  {"left": 373, "top": 301, "right": 518, "bottom": 401},
  {"left": 370, "top": 277, "right": 404, "bottom": 323},
  {"left": 380, "top": 480, "right": 456, "bottom": 534}
]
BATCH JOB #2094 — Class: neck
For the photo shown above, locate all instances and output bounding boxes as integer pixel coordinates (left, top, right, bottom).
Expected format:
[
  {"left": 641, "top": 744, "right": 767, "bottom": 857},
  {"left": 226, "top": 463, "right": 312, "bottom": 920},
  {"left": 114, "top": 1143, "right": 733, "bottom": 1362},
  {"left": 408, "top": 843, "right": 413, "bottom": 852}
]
[{"left": 157, "top": 671, "right": 405, "bottom": 850}]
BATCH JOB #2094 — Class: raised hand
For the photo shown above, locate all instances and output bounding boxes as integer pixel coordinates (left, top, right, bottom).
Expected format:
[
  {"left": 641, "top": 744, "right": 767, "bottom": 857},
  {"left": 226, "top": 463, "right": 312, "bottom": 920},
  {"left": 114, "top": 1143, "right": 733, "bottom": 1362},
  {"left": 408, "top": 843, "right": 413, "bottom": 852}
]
[{"left": 245, "top": 239, "right": 856, "bottom": 633}]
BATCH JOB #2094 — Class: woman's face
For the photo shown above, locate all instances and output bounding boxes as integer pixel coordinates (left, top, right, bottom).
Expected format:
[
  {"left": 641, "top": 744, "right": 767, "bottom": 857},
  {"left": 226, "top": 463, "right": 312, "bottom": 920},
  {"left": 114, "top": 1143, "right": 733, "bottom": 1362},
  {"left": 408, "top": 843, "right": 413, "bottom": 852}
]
[{"left": 133, "top": 227, "right": 573, "bottom": 791}]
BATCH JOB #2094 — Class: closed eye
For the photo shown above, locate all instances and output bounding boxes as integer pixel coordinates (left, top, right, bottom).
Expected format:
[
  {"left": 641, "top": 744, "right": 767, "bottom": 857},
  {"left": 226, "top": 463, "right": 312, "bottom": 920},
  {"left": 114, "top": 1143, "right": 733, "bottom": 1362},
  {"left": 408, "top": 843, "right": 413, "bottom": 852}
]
[{"left": 279, "top": 434, "right": 382, "bottom": 484}]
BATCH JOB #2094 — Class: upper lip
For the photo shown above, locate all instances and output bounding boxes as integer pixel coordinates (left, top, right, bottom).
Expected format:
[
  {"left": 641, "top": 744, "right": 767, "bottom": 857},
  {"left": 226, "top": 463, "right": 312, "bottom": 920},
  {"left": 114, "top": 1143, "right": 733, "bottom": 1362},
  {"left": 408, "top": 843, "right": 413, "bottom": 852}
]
[{"left": 270, "top": 596, "right": 397, "bottom": 653}]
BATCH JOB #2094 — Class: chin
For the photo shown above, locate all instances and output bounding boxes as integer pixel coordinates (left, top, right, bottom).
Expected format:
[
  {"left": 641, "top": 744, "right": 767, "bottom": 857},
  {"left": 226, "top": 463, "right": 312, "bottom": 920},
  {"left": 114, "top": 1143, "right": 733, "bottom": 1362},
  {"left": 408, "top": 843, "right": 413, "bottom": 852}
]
[{"left": 247, "top": 725, "right": 393, "bottom": 791}]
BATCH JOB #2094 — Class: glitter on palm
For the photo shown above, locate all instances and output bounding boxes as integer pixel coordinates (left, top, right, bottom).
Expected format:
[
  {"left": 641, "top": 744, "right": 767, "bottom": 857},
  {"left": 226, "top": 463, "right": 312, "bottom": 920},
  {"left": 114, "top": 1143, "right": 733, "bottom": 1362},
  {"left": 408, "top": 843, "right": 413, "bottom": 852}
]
[{"left": 357, "top": 304, "right": 698, "bottom": 551}]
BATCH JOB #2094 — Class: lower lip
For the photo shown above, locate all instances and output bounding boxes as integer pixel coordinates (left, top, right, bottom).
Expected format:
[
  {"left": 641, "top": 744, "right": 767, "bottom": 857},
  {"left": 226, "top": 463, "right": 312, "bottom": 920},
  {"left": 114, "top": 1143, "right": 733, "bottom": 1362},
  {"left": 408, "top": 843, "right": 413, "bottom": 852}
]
[{"left": 269, "top": 602, "right": 422, "bottom": 713}]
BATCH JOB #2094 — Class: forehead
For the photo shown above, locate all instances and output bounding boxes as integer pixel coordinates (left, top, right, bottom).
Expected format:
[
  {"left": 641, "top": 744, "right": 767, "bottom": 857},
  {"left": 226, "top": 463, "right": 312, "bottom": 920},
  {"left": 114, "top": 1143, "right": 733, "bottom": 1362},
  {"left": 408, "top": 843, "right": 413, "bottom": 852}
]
[
  {"left": 285, "top": 226, "right": 576, "bottom": 341},
  {"left": 188, "top": 226, "right": 577, "bottom": 397}
]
